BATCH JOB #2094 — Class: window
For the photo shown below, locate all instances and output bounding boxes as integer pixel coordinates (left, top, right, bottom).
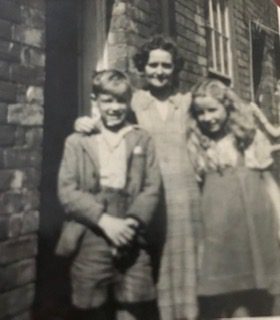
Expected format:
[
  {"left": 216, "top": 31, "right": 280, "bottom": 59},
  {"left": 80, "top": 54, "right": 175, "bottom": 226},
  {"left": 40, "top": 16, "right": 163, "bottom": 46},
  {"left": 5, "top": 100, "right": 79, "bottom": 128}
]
[{"left": 206, "top": 0, "right": 232, "bottom": 80}]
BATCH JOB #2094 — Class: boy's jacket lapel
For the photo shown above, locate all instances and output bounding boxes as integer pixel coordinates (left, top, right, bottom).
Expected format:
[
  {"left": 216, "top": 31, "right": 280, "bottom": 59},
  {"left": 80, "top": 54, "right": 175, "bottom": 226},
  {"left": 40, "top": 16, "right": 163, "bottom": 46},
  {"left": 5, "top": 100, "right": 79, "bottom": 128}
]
[
  {"left": 125, "top": 127, "right": 142, "bottom": 163},
  {"left": 81, "top": 134, "right": 100, "bottom": 171}
]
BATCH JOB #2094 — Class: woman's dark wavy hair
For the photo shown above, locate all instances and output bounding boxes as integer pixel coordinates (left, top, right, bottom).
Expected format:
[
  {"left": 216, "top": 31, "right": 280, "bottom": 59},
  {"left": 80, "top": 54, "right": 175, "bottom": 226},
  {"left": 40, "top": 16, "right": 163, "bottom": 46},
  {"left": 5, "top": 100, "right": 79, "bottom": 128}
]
[{"left": 133, "top": 34, "right": 184, "bottom": 82}]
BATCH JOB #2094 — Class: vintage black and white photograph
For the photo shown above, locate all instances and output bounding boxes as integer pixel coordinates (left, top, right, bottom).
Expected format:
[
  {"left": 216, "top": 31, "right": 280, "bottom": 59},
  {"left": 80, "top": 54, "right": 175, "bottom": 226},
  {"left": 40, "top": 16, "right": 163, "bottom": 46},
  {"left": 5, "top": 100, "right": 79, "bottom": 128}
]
[{"left": 1, "top": 1, "right": 280, "bottom": 320}]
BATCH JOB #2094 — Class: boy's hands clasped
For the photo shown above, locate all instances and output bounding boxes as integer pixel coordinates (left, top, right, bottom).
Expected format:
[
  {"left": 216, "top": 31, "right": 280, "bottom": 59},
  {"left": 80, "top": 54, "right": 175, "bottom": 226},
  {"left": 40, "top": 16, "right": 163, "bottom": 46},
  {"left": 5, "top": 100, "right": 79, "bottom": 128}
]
[{"left": 98, "top": 214, "right": 139, "bottom": 247}]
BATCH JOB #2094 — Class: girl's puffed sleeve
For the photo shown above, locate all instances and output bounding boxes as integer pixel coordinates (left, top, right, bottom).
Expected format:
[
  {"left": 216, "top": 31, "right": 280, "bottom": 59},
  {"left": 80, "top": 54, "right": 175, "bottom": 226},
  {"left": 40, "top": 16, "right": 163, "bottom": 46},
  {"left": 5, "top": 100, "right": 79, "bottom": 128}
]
[{"left": 245, "top": 129, "right": 273, "bottom": 170}]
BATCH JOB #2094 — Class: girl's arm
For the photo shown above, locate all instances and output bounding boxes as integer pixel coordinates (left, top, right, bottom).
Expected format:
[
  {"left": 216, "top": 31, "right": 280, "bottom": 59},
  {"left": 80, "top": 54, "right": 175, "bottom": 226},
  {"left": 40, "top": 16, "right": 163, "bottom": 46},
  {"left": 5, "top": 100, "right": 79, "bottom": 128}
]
[
  {"left": 271, "top": 144, "right": 280, "bottom": 153},
  {"left": 250, "top": 102, "right": 280, "bottom": 138}
]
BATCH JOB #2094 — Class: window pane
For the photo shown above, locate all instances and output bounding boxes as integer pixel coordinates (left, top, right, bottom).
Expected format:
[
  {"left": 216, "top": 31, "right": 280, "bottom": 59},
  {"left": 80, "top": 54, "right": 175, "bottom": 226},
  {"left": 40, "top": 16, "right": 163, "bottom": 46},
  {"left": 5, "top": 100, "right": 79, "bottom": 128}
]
[
  {"left": 213, "top": 0, "right": 219, "bottom": 31},
  {"left": 223, "top": 38, "right": 229, "bottom": 75},
  {"left": 207, "top": 27, "right": 214, "bottom": 68},
  {"left": 206, "top": 0, "right": 231, "bottom": 77},
  {"left": 215, "top": 31, "right": 221, "bottom": 72}
]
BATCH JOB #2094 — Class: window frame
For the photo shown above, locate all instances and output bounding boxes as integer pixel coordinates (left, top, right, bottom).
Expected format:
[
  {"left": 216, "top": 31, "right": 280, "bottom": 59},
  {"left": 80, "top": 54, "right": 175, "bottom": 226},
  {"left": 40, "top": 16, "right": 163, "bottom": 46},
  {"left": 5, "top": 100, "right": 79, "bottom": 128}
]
[{"left": 206, "top": 0, "right": 233, "bottom": 81}]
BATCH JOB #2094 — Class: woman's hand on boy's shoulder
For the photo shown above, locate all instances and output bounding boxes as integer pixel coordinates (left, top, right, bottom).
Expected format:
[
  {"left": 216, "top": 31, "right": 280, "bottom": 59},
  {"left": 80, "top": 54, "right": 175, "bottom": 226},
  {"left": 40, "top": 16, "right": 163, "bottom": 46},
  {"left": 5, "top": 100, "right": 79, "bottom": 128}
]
[{"left": 74, "top": 116, "right": 99, "bottom": 134}]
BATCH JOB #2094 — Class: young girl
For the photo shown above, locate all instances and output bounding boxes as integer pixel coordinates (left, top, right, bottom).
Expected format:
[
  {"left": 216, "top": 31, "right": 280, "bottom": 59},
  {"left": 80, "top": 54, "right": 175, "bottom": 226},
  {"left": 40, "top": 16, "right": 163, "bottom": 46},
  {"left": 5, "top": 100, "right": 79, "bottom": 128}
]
[{"left": 187, "top": 79, "right": 280, "bottom": 318}]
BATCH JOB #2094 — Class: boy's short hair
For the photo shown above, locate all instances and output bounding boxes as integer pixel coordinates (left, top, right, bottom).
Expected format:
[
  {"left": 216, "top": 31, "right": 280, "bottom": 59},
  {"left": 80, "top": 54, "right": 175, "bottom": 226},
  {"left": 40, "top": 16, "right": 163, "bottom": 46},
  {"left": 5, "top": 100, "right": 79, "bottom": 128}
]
[{"left": 91, "top": 69, "right": 132, "bottom": 101}]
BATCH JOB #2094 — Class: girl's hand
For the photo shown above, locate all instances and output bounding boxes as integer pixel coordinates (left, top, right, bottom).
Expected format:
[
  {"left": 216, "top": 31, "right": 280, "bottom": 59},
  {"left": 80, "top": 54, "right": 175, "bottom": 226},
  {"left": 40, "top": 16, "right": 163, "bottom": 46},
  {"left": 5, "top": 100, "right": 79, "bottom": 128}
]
[
  {"left": 98, "top": 214, "right": 137, "bottom": 247},
  {"left": 74, "top": 116, "right": 98, "bottom": 133}
]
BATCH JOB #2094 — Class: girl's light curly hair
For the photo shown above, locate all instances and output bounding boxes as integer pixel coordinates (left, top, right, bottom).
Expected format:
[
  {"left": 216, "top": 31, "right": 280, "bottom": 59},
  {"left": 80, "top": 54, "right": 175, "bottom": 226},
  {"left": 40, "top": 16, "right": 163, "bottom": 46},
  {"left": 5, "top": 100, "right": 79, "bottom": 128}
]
[{"left": 187, "top": 79, "right": 256, "bottom": 178}]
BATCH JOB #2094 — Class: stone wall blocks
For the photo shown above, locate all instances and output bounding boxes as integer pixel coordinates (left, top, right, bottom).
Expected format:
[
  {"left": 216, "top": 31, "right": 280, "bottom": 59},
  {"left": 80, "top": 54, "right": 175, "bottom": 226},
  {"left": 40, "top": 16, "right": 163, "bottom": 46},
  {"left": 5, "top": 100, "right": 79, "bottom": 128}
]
[
  {"left": 10, "top": 64, "right": 45, "bottom": 86},
  {"left": 0, "top": 235, "right": 37, "bottom": 265},
  {"left": 0, "top": 259, "right": 35, "bottom": 293},
  {"left": 0, "top": 81, "right": 17, "bottom": 103},
  {"left": 12, "top": 26, "right": 44, "bottom": 49},
  {"left": 0, "top": 19, "right": 13, "bottom": 41},
  {"left": 0, "top": 125, "right": 16, "bottom": 146},
  {"left": 8, "top": 103, "right": 44, "bottom": 126},
  {"left": 1, "top": 148, "right": 42, "bottom": 169},
  {"left": 0, "top": 283, "right": 34, "bottom": 318},
  {"left": 0, "top": 1, "right": 21, "bottom": 24},
  {"left": 0, "top": 40, "right": 21, "bottom": 63}
]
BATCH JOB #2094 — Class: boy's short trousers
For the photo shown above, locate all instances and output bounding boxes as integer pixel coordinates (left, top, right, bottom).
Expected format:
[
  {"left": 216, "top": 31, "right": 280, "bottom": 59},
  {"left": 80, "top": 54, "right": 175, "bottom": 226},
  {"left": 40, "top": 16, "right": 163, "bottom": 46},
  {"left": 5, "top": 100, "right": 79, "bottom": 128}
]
[
  {"left": 70, "top": 187, "right": 156, "bottom": 309},
  {"left": 71, "top": 234, "right": 156, "bottom": 309}
]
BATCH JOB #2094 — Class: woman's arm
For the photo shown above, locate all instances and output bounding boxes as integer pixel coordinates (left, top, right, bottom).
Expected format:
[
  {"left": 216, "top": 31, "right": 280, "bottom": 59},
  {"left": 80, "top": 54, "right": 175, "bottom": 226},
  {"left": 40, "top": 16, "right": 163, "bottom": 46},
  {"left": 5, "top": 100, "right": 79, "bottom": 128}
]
[
  {"left": 250, "top": 102, "right": 280, "bottom": 138},
  {"left": 74, "top": 116, "right": 100, "bottom": 133}
]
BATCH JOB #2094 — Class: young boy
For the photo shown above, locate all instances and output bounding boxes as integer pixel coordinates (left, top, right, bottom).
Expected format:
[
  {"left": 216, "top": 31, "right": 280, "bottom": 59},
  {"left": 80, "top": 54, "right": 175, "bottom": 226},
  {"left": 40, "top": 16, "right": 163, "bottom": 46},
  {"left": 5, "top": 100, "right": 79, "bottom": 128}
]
[{"left": 57, "top": 70, "right": 161, "bottom": 320}]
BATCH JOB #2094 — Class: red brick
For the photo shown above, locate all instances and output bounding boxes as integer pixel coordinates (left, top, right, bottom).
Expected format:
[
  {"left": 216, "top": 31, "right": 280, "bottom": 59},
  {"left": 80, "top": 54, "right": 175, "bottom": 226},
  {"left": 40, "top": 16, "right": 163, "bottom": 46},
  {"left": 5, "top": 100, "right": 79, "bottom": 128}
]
[{"left": 0, "top": 235, "right": 37, "bottom": 265}]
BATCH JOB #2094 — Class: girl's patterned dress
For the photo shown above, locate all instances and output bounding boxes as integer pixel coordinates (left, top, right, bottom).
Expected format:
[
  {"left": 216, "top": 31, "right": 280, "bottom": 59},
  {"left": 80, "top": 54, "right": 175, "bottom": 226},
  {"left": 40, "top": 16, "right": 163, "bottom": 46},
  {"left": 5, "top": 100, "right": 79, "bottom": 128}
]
[{"left": 197, "top": 131, "right": 280, "bottom": 297}]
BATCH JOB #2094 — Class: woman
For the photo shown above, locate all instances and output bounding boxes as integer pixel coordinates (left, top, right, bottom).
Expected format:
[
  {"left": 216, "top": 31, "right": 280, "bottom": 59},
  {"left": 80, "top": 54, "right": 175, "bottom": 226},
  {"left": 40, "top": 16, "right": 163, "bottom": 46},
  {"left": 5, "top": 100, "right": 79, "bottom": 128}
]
[{"left": 75, "top": 35, "right": 200, "bottom": 320}]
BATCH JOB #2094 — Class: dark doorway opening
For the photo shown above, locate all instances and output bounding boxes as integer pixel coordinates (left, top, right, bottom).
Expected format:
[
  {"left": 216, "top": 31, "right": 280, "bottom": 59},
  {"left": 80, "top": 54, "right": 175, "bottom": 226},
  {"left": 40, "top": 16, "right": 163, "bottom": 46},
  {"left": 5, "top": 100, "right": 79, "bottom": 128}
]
[{"left": 34, "top": 1, "right": 79, "bottom": 319}]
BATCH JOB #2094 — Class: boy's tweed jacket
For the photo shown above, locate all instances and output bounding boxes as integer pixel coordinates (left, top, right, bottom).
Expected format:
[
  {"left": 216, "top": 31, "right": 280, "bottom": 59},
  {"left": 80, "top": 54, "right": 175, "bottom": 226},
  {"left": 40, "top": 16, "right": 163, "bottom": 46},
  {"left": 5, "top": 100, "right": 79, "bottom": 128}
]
[{"left": 56, "top": 126, "right": 161, "bottom": 256}]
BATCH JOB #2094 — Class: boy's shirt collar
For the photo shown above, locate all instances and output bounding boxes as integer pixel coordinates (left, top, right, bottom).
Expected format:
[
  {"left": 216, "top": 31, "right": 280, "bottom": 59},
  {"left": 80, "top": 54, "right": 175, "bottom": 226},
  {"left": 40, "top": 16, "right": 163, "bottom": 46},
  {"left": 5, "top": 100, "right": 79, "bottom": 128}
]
[{"left": 99, "top": 122, "right": 134, "bottom": 150}]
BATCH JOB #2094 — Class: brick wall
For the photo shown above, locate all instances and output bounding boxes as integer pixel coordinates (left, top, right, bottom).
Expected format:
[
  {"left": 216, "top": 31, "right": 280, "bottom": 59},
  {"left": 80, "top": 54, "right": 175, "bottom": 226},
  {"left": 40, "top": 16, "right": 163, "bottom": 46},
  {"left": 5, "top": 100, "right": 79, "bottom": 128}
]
[
  {"left": 111, "top": 0, "right": 278, "bottom": 98},
  {"left": 173, "top": 0, "right": 208, "bottom": 90},
  {"left": 0, "top": 0, "right": 45, "bottom": 319},
  {"left": 106, "top": 0, "right": 161, "bottom": 86}
]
